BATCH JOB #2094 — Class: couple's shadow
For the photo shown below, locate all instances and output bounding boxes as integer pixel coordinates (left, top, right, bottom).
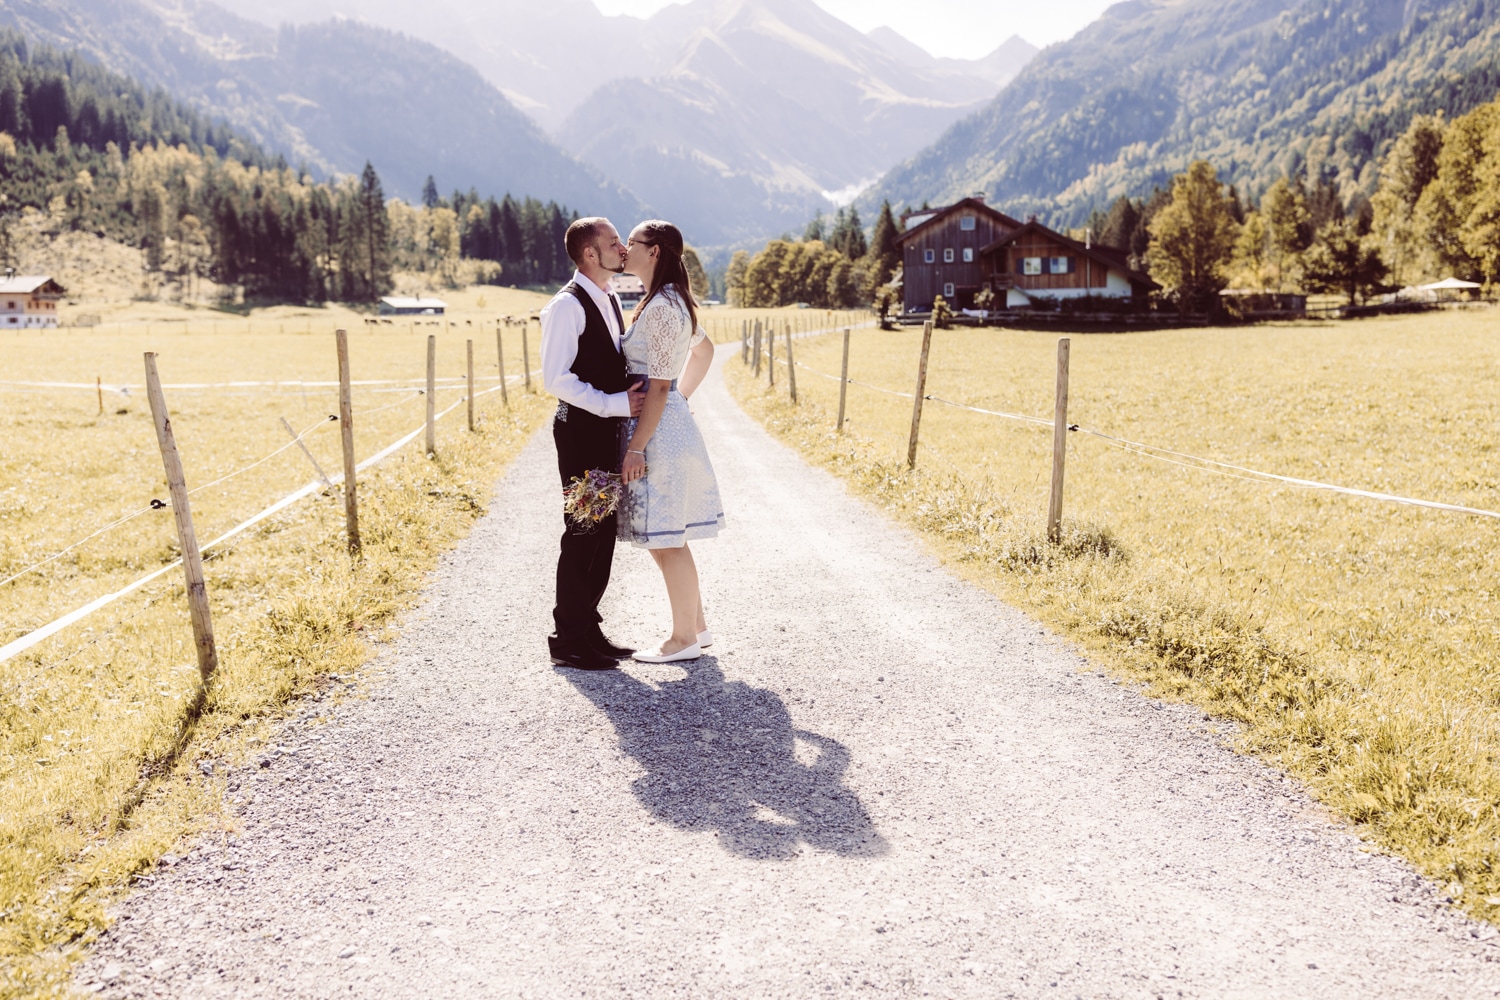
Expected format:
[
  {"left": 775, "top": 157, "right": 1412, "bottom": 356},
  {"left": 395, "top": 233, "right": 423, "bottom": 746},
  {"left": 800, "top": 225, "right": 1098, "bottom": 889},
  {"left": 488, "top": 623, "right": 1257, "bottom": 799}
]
[{"left": 562, "top": 656, "right": 887, "bottom": 860}]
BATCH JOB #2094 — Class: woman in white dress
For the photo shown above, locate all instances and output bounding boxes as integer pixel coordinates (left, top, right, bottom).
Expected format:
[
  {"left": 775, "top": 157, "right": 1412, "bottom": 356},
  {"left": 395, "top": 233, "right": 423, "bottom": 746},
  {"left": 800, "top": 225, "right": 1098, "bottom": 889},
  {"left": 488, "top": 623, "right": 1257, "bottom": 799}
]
[{"left": 619, "top": 220, "right": 725, "bottom": 664}]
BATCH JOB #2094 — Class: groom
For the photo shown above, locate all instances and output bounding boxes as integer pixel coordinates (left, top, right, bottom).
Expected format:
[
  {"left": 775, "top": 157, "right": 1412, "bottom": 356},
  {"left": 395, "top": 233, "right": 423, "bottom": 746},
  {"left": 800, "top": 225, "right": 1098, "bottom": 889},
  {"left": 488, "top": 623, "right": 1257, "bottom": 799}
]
[{"left": 539, "top": 218, "right": 645, "bottom": 671}]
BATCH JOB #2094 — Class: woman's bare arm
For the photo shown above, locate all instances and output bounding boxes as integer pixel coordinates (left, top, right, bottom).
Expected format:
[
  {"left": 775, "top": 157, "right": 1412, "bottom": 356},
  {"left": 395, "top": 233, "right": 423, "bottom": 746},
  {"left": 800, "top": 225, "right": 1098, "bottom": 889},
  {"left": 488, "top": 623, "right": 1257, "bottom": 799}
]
[
  {"left": 679, "top": 333, "right": 714, "bottom": 399},
  {"left": 621, "top": 379, "right": 671, "bottom": 483}
]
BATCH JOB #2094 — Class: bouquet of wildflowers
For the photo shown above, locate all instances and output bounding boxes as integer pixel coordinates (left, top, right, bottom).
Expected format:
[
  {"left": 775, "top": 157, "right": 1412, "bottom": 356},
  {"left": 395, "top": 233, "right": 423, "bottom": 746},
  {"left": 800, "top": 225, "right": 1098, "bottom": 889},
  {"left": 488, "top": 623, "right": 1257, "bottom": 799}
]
[{"left": 562, "top": 468, "right": 625, "bottom": 526}]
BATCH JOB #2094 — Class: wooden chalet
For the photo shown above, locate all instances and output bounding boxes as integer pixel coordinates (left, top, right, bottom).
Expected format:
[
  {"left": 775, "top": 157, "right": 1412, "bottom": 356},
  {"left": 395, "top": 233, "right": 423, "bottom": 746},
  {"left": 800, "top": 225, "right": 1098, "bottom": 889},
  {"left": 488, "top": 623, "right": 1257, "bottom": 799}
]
[
  {"left": 897, "top": 197, "right": 1021, "bottom": 314},
  {"left": 979, "top": 220, "right": 1155, "bottom": 307},
  {"left": 0, "top": 275, "right": 65, "bottom": 329},
  {"left": 897, "top": 201, "right": 1154, "bottom": 313}
]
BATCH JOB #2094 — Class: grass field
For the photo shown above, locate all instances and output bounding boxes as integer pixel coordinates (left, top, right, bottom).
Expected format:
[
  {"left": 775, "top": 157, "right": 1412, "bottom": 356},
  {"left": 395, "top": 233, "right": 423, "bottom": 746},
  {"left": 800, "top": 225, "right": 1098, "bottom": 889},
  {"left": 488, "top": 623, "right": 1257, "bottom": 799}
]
[
  {"left": 0, "top": 288, "right": 569, "bottom": 998},
  {"left": 728, "top": 309, "right": 1500, "bottom": 920}
]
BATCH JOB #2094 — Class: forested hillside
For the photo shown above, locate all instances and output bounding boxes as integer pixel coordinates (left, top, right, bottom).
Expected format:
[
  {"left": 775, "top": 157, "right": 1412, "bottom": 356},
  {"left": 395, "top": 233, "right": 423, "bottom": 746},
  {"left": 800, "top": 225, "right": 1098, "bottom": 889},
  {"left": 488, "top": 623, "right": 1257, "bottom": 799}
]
[
  {"left": 0, "top": 31, "right": 583, "bottom": 302},
  {"left": 0, "top": 0, "right": 640, "bottom": 220},
  {"left": 868, "top": 0, "right": 1500, "bottom": 227}
]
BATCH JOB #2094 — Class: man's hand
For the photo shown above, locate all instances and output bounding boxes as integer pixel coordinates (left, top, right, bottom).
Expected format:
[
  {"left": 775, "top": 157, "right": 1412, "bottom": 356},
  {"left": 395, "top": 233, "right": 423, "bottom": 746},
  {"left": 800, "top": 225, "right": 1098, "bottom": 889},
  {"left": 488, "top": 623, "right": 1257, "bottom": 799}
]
[{"left": 627, "top": 384, "right": 647, "bottom": 417}]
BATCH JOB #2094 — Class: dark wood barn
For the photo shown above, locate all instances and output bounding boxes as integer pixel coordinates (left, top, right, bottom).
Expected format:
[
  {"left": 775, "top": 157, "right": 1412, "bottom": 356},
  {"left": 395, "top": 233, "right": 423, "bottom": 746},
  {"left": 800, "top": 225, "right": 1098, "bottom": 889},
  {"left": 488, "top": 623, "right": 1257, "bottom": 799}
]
[{"left": 896, "top": 197, "right": 1022, "bottom": 313}]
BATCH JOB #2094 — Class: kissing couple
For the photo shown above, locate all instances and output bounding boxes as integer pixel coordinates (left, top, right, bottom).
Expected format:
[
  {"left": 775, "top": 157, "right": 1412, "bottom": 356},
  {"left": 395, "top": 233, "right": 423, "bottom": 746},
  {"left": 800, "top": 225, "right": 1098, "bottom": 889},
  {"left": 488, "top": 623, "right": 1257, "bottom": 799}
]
[{"left": 539, "top": 217, "right": 726, "bottom": 671}]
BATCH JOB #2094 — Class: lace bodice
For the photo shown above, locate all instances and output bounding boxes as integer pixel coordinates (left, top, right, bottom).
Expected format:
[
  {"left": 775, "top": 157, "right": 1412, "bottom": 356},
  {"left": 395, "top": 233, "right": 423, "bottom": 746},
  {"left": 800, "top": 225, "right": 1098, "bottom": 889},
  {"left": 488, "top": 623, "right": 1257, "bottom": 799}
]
[{"left": 623, "top": 285, "right": 705, "bottom": 381}]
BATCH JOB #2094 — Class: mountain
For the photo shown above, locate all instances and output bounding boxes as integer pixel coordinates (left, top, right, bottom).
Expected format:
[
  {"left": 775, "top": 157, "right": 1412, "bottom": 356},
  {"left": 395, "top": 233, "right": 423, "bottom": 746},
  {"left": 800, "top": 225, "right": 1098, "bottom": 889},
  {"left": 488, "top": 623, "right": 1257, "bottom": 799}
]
[
  {"left": 556, "top": 0, "right": 1031, "bottom": 245},
  {"left": 198, "top": 0, "right": 645, "bottom": 131},
  {"left": 866, "top": 0, "right": 1500, "bottom": 225},
  {"left": 866, "top": 27, "right": 1036, "bottom": 89},
  {"left": 0, "top": 0, "right": 643, "bottom": 216}
]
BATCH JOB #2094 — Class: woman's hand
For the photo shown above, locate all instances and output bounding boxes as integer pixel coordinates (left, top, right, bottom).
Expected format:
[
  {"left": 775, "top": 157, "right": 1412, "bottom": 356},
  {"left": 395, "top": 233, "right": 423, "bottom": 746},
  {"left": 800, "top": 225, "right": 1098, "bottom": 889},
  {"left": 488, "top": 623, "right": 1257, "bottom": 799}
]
[{"left": 622, "top": 450, "right": 647, "bottom": 484}]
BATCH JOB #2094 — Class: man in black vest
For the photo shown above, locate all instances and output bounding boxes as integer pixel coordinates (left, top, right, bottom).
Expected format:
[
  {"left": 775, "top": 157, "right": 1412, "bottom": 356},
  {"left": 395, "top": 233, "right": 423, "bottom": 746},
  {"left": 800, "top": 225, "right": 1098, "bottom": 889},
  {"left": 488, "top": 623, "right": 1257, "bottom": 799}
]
[{"left": 539, "top": 218, "right": 645, "bottom": 670}]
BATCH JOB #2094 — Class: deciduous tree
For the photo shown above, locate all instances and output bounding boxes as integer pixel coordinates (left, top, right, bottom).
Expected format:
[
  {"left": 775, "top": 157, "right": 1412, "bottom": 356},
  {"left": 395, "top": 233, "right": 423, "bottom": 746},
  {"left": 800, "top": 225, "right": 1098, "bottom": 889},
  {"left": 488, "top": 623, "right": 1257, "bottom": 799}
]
[{"left": 1146, "top": 160, "right": 1238, "bottom": 312}]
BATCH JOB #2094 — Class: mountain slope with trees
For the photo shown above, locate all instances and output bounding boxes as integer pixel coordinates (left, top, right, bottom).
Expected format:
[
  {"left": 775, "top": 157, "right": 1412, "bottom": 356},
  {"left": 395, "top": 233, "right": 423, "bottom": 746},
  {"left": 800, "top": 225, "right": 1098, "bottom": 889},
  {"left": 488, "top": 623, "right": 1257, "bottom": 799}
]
[
  {"left": 0, "top": 0, "right": 641, "bottom": 219},
  {"left": 0, "top": 30, "right": 587, "bottom": 301},
  {"left": 868, "top": 0, "right": 1500, "bottom": 227}
]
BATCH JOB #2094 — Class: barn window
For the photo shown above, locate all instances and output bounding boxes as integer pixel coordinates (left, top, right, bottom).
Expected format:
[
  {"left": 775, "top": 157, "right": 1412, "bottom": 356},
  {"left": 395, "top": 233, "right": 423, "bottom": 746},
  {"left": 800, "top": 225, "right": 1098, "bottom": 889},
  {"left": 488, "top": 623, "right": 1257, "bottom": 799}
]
[
  {"left": 1022, "top": 257, "right": 1042, "bottom": 275},
  {"left": 944, "top": 248, "right": 955, "bottom": 263},
  {"left": 943, "top": 282, "right": 955, "bottom": 298},
  {"left": 6, "top": 301, "right": 13, "bottom": 309},
  {"left": 960, "top": 216, "right": 977, "bottom": 231},
  {"left": 1048, "top": 256, "right": 1072, "bottom": 274},
  {"left": 924, "top": 249, "right": 935, "bottom": 264},
  {"left": 963, "top": 248, "right": 975, "bottom": 263}
]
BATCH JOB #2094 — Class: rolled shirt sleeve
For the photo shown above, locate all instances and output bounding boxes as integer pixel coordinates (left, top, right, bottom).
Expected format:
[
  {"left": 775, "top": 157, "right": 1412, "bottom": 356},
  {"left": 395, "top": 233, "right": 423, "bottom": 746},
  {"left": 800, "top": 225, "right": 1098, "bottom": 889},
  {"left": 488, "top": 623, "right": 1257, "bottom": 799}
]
[{"left": 539, "top": 293, "right": 631, "bottom": 418}]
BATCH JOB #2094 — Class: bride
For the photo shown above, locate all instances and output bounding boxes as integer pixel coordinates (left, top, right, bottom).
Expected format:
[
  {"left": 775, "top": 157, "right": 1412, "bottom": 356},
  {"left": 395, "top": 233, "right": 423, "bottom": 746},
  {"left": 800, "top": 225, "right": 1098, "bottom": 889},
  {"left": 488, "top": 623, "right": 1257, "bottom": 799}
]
[{"left": 618, "top": 220, "right": 725, "bottom": 664}]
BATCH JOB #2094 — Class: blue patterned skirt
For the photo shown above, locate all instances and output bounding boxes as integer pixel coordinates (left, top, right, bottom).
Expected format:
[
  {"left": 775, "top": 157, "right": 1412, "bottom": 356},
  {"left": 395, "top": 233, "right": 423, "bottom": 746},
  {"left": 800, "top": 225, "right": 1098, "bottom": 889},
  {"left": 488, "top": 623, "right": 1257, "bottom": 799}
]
[{"left": 620, "top": 389, "right": 725, "bottom": 549}]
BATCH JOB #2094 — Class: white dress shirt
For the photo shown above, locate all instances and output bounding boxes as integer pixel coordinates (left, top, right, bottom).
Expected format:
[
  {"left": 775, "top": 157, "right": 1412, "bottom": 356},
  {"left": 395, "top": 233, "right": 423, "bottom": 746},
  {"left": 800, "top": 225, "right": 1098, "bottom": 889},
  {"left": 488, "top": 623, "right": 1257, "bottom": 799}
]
[{"left": 539, "top": 270, "right": 631, "bottom": 419}]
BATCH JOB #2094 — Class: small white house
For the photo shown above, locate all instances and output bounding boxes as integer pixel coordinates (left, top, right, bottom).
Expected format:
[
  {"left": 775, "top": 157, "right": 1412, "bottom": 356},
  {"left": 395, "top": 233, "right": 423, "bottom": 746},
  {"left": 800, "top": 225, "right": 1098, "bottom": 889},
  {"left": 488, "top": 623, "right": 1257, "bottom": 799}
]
[
  {"left": 0, "top": 276, "right": 66, "bottom": 328},
  {"left": 609, "top": 273, "right": 646, "bottom": 311},
  {"left": 378, "top": 296, "right": 447, "bottom": 316}
]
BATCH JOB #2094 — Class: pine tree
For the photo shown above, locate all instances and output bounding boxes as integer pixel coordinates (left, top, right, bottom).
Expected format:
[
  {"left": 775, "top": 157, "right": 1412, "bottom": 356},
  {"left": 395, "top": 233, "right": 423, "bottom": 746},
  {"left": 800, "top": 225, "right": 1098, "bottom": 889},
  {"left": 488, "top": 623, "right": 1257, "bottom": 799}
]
[
  {"left": 867, "top": 200, "right": 901, "bottom": 290},
  {"left": 421, "top": 175, "right": 441, "bottom": 209}
]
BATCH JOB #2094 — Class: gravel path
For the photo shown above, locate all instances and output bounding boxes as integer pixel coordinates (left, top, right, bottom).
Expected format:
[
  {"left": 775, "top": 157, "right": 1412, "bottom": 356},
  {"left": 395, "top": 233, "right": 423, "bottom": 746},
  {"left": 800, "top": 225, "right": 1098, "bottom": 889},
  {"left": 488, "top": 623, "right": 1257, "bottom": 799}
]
[{"left": 78, "top": 347, "right": 1500, "bottom": 999}]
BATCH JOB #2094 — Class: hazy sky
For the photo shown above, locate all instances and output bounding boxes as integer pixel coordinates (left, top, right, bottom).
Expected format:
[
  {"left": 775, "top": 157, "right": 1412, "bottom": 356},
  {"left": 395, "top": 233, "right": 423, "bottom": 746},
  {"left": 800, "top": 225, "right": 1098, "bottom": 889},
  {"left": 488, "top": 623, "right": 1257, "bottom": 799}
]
[{"left": 592, "top": 0, "right": 1113, "bottom": 57}]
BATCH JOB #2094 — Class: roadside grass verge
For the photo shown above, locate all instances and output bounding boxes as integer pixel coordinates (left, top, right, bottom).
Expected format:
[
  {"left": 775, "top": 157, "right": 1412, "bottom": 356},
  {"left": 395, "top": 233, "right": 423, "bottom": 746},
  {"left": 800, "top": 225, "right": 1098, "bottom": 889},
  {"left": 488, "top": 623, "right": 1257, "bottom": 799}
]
[
  {"left": 725, "top": 313, "right": 1500, "bottom": 921},
  {"left": 0, "top": 321, "right": 551, "bottom": 998}
]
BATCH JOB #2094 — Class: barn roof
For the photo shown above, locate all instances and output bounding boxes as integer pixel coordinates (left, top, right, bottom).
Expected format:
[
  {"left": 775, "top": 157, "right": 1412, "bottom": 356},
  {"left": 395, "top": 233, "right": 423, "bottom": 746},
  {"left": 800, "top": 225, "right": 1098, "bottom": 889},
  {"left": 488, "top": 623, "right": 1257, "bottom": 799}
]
[
  {"left": 0, "top": 276, "right": 65, "bottom": 295},
  {"left": 896, "top": 198, "right": 1023, "bottom": 246},
  {"left": 980, "top": 221, "right": 1157, "bottom": 289}
]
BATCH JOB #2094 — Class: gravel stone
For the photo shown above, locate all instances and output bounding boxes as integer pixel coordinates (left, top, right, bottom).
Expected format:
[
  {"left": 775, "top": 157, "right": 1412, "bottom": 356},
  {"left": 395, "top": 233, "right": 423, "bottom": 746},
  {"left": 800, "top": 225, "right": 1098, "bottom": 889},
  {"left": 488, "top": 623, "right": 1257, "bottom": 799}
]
[{"left": 75, "top": 350, "right": 1500, "bottom": 998}]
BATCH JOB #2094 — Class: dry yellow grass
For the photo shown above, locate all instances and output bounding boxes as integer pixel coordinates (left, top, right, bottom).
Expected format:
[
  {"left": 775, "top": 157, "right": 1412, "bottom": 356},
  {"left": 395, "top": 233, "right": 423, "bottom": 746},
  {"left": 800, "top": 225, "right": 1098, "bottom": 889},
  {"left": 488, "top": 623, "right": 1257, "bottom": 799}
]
[
  {"left": 0, "top": 290, "right": 556, "bottom": 997},
  {"left": 728, "top": 309, "right": 1500, "bottom": 920}
]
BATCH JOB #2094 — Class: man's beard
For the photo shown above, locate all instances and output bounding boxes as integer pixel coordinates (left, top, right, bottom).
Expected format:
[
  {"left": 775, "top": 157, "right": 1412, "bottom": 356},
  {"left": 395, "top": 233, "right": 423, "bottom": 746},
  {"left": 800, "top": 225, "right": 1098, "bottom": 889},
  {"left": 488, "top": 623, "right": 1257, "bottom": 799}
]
[{"left": 608, "top": 261, "right": 626, "bottom": 274}]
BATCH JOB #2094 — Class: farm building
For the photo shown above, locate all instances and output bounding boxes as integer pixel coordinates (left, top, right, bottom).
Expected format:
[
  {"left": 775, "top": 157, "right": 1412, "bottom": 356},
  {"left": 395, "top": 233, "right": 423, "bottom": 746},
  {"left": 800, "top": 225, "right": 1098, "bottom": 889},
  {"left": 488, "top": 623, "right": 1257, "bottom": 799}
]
[
  {"left": 897, "top": 201, "right": 1155, "bottom": 312},
  {"left": 378, "top": 296, "right": 447, "bottom": 316},
  {"left": 978, "top": 220, "right": 1155, "bottom": 308},
  {"left": 0, "top": 275, "right": 65, "bottom": 328},
  {"left": 608, "top": 273, "right": 646, "bottom": 311},
  {"left": 897, "top": 197, "right": 1022, "bottom": 313}
]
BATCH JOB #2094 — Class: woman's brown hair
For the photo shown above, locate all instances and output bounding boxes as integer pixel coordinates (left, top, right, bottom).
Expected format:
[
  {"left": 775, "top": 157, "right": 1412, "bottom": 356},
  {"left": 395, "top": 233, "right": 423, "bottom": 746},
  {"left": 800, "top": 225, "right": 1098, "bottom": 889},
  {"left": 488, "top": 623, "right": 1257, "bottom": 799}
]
[{"left": 630, "top": 220, "right": 698, "bottom": 334}]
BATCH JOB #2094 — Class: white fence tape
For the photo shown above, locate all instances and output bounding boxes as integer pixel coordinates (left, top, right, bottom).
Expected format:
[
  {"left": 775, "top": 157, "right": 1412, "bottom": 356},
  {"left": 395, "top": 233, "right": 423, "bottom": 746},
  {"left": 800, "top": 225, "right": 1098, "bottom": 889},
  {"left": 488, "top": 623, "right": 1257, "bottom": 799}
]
[
  {"left": 780, "top": 356, "right": 1500, "bottom": 523},
  {"left": 0, "top": 386, "right": 504, "bottom": 667}
]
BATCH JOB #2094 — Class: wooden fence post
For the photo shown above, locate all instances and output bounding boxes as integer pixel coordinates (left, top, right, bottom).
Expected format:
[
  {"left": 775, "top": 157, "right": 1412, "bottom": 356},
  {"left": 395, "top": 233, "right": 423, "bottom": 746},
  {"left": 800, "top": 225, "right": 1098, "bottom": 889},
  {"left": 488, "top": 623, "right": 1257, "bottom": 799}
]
[
  {"left": 466, "top": 338, "right": 475, "bottom": 432},
  {"left": 906, "top": 320, "right": 934, "bottom": 470},
  {"left": 767, "top": 319, "right": 776, "bottom": 387},
  {"left": 785, "top": 324, "right": 798, "bottom": 403},
  {"left": 143, "top": 353, "right": 218, "bottom": 681},
  {"left": 336, "top": 329, "right": 361, "bottom": 556},
  {"left": 752, "top": 320, "right": 762, "bottom": 377},
  {"left": 521, "top": 320, "right": 533, "bottom": 392},
  {"left": 741, "top": 320, "right": 748, "bottom": 364},
  {"left": 496, "top": 323, "right": 510, "bottom": 407},
  {"left": 426, "top": 334, "right": 437, "bottom": 456},
  {"left": 1048, "top": 337, "right": 1072, "bottom": 544},
  {"left": 96, "top": 376, "right": 102, "bottom": 416},
  {"left": 836, "top": 327, "right": 851, "bottom": 432}
]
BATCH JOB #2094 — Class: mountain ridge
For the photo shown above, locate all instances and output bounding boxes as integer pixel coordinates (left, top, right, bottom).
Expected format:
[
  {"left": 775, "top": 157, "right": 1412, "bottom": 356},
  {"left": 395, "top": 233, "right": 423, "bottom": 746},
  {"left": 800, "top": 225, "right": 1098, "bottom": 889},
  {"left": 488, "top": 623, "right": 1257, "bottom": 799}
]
[
  {"left": 556, "top": 0, "right": 1035, "bottom": 244},
  {"left": 865, "top": 0, "right": 1500, "bottom": 226}
]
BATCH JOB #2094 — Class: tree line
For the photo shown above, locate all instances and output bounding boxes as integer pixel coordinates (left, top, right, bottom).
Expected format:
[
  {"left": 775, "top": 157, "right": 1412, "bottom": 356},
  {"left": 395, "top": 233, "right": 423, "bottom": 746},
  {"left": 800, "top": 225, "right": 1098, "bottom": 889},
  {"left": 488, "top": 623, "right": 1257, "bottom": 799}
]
[
  {"left": 724, "top": 203, "right": 902, "bottom": 310},
  {"left": 1110, "top": 91, "right": 1500, "bottom": 312}
]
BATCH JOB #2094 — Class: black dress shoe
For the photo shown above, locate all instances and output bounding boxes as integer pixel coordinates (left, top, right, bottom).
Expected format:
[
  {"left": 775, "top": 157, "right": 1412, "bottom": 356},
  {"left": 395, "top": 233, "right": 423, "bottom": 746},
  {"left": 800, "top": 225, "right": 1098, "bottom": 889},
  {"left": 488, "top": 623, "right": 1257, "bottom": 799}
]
[
  {"left": 587, "top": 630, "right": 635, "bottom": 659},
  {"left": 549, "top": 639, "right": 618, "bottom": 671}
]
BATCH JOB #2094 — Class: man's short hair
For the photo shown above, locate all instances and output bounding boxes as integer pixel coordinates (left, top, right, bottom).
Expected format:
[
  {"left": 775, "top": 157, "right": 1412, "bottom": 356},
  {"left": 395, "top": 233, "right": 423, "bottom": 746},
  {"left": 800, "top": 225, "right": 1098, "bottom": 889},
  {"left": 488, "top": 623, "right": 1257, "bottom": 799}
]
[{"left": 565, "top": 217, "right": 610, "bottom": 267}]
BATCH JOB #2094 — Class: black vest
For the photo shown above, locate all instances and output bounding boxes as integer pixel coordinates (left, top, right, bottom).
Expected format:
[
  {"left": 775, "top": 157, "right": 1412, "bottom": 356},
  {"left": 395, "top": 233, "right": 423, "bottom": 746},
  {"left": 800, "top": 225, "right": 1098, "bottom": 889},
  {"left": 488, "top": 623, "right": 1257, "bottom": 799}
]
[{"left": 562, "top": 282, "right": 629, "bottom": 425}]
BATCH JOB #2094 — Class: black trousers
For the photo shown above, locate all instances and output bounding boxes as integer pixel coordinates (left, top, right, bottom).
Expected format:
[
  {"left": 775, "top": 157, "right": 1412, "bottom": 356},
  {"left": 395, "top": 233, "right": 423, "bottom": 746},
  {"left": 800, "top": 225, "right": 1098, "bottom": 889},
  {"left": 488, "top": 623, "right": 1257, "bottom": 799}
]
[{"left": 552, "top": 412, "right": 623, "bottom": 642}]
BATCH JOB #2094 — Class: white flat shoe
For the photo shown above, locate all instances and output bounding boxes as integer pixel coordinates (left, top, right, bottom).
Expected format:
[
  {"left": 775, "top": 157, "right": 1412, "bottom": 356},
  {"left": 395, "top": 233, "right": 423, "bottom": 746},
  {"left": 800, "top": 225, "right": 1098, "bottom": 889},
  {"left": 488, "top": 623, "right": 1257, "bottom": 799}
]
[
  {"left": 698, "top": 630, "right": 714, "bottom": 648},
  {"left": 633, "top": 643, "right": 702, "bottom": 664}
]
